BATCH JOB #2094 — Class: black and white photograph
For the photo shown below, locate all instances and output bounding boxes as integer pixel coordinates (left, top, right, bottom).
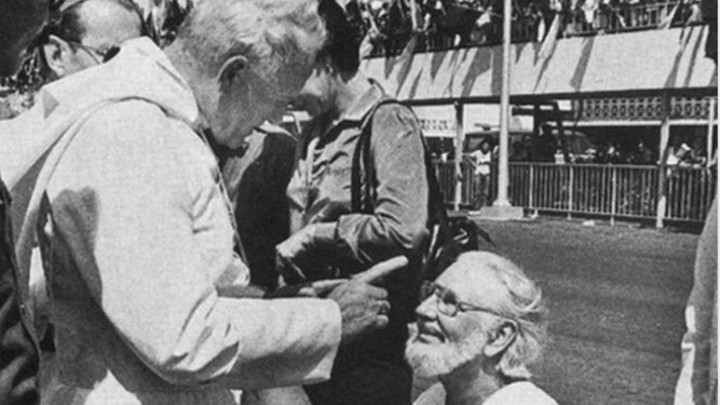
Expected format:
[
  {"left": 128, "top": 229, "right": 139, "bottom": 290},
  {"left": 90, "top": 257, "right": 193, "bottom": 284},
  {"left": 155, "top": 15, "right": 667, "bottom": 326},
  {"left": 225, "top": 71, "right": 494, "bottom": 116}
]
[{"left": 0, "top": 0, "right": 716, "bottom": 404}]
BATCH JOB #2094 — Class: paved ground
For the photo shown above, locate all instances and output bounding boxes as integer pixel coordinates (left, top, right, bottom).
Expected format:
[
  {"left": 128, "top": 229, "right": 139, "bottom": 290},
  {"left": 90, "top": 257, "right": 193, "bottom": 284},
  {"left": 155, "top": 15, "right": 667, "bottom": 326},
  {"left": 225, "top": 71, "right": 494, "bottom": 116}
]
[{"left": 469, "top": 218, "right": 700, "bottom": 405}]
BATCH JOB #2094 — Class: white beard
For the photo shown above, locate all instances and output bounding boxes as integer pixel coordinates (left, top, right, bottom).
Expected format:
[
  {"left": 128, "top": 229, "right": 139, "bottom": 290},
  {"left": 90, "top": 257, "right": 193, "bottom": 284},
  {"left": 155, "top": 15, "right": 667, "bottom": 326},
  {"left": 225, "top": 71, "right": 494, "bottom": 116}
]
[{"left": 405, "top": 327, "right": 481, "bottom": 380}]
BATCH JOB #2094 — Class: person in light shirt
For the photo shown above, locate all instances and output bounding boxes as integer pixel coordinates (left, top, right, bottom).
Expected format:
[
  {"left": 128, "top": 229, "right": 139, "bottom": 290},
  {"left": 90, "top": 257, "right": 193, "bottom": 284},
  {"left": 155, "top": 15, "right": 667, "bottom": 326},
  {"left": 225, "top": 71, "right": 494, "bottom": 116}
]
[
  {"left": 469, "top": 140, "right": 492, "bottom": 210},
  {"left": 407, "top": 251, "right": 558, "bottom": 405}
]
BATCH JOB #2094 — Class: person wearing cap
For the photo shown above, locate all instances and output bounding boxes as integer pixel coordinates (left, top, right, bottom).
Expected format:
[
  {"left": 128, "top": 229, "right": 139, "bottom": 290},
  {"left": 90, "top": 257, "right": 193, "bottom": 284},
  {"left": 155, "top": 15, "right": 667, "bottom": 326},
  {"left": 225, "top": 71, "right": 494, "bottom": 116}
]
[{"left": 0, "top": 0, "right": 51, "bottom": 403}]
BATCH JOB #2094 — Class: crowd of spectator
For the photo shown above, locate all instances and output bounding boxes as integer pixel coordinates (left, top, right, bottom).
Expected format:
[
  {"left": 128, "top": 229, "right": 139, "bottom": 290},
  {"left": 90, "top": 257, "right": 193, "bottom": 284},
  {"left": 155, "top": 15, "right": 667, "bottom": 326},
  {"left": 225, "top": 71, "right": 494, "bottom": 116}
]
[
  {"left": 429, "top": 131, "right": 715, "bottom": 167},
  {"left": 355, "top": 0, "right": 705, "bottom": 56}
]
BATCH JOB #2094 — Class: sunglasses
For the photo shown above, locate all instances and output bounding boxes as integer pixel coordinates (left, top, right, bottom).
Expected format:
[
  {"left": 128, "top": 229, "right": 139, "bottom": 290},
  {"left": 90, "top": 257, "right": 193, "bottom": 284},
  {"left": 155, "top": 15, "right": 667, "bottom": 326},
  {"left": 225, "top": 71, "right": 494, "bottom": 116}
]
[{"left": 68, "top": 41, "right": 120, "bottom": 64}]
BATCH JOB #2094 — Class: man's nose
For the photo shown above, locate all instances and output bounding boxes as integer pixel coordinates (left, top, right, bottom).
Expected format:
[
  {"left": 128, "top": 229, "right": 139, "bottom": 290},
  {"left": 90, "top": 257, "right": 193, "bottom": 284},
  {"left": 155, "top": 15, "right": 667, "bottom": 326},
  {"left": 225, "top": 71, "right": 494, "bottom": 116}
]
[{"left": 415, "top": 295, "right": 437, "bottom": 320}]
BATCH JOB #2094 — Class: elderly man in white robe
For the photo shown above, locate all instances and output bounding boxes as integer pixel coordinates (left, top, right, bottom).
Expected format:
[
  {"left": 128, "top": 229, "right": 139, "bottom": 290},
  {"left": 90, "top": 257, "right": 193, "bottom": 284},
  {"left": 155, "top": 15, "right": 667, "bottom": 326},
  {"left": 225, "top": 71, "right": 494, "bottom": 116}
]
[{"left": 8, "top": 0, "right": 404, "bottom": 404}]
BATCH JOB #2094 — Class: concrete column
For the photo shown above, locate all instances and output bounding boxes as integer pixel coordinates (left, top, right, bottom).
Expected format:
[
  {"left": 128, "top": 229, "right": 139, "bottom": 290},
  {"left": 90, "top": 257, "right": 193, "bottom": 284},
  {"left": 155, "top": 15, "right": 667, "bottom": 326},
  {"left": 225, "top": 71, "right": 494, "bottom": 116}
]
[
  {"left": 707, "top": 97, "right": 716, "bottom": 168},
  {"left": 656, "top": 93, "right": 671, "bottom": 228},
  {"left": 493, "top": 0, "right": 512, "bottom": 208},
  {"left": 453, "top": 101, "right": 464, "bottom": 211}
]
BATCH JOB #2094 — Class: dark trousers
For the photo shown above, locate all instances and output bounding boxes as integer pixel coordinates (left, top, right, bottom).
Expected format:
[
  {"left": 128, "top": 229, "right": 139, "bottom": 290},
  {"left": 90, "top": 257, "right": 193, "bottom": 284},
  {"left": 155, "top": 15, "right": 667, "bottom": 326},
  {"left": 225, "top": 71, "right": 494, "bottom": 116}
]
[
  {"left": 0, "top": 180, "right": 39, "bottom": 405},
  {"left": 304, "top": 359, "right": 412, "bottom": 405},
  {"left": 304, "top": 319, "right": 412, "bottom": 405},
  {"left": 473, "top": 173, "right": 490, "bottom": 210}
]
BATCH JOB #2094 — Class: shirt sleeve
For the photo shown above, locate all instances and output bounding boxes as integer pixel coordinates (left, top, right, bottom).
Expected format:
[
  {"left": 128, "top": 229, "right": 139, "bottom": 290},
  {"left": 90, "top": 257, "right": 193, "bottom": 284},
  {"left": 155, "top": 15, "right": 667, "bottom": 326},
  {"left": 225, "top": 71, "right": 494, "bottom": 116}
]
[
  {"left": 47, "top": 101, "right": 340, "bottom": 389},
  {"left": 318, "top": 103, "right": 429, "bottom": 268}
]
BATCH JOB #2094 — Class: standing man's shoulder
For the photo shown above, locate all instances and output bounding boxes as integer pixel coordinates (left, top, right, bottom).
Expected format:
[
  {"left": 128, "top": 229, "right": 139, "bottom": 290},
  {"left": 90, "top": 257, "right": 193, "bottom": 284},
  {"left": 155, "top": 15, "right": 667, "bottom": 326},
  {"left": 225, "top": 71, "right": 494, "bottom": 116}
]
[
  {"left": 371, "top": 101, "right": 420, "bottom": 134},
  {"left": 79, "top": 99, "right": 193, "bottom": 146},
  {"left": 368, "top": 101, "right": 424, "bottom": 154}
]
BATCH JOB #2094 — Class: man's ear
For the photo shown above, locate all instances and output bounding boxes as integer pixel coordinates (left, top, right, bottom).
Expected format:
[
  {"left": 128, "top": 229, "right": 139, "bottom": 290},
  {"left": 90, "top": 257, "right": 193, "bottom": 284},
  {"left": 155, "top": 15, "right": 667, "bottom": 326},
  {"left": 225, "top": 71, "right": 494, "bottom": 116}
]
[
  {"left": 43, "top": 34, "right": 71, "bottom": 78},
  {"left": 218, "top": 55, "right": 248, "bottom": 87},
  {"left": 482, "top": 320, "right": 517, "bottom": 358}
]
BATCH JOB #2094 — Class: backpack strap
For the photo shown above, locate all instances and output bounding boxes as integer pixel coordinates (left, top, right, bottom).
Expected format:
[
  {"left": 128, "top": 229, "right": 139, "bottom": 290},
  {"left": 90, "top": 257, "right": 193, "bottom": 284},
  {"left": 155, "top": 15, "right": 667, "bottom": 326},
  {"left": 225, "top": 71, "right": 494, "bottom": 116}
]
[
  {"left": 350, "top": 97, "right": 395, "bottom": 214},
  {"left": 349, "top": 99, "right": 456, "bottom": 277}
]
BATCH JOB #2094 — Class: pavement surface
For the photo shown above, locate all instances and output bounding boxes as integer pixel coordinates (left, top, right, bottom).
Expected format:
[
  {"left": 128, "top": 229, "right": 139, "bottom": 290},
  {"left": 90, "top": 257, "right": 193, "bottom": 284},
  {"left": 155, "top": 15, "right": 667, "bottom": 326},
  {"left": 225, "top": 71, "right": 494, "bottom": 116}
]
[{"left": 453, "top": 218, "right": 699, "bottom": 405}]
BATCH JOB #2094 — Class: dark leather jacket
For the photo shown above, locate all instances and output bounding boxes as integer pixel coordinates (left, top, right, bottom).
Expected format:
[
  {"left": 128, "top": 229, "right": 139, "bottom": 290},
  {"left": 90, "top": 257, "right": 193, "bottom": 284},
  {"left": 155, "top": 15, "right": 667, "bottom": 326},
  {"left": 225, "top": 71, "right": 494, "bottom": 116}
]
[{"left": 0, "top": 178, "right": 39, "bottom": 404}]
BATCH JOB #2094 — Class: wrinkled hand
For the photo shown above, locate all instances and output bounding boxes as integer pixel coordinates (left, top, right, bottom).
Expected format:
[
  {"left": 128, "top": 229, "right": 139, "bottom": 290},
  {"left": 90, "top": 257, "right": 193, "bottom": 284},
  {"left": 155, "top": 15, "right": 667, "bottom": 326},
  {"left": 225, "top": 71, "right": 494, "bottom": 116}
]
[
  {"left": 275, "top": 225, "right": 317, "bottom": 283},
  {"left": 327, "top": 256, "right": 409, "bottom": 345}
]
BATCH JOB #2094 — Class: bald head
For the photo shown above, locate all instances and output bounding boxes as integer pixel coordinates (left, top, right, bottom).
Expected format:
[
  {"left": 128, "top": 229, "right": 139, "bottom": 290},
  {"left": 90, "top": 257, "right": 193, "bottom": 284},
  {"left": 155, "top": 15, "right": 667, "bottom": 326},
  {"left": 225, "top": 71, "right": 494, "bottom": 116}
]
[
  {"left": 73, "top": 0, "right": 144, "bottom": 47},
  {"left": 42, "top": 0, "right": 144, "bottom": 79}
]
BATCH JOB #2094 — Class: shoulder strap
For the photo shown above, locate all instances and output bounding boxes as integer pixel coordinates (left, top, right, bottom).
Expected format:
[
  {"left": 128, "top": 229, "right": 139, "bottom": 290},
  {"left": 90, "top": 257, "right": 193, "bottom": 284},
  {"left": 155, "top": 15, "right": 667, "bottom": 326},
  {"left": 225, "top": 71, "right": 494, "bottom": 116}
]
[
  {"left": 348, "top": 98, "right": 455, "bottom": 280},
  {"left": 350, "top": 98, "right": 394, "bottom": 214},
  {"left": 350, "top": 98, "right": 449, "bottom": 219}
]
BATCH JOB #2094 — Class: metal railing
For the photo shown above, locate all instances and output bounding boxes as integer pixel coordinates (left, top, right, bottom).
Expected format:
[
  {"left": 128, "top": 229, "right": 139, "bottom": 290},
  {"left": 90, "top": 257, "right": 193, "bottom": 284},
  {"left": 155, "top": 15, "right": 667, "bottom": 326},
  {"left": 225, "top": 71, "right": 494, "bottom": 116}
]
[
  {"left": 365, "top": 1, "right": 700, "bottom": 58},
  {"left": 665, "top": 166, "right": 717, "bottom": 222},
  {"left": 434, "top": 161, "right": 717, "bottom": 225},
  {"left": 567, "top": 1, "right": 684, "bottom": 35}
]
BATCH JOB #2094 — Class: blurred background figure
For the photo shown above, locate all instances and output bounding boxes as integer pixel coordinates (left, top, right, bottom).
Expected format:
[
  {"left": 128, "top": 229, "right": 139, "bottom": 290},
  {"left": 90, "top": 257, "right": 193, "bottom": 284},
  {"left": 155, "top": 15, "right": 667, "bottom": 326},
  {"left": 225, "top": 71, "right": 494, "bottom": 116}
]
[
  {"left": 0, "top": 0, "right": 145, "bottom": 207},
  {"left": 0, "top": 0, "right": 49, "bottom": 76},
  {"left": 468, "top": 139, "right": 492, "bottom": 210},
  {"left": 38, "top": 0, "right": 145, "bottom": 81},
  {"left": 407, "top": 251, "right": 557, "bottom": 405}
]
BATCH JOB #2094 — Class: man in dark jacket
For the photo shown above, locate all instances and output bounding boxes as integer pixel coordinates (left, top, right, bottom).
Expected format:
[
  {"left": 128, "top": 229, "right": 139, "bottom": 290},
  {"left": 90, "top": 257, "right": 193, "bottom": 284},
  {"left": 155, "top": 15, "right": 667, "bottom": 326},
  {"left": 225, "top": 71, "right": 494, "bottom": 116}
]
[
  {"left": 277, "top": 1, "right": 429, "bottom": 403},
  {"left": 0, "top": 0, "right": 49, "bottom": 403},
  {"left": 218, "top": 123, "right": 297, "bottom": 292}
]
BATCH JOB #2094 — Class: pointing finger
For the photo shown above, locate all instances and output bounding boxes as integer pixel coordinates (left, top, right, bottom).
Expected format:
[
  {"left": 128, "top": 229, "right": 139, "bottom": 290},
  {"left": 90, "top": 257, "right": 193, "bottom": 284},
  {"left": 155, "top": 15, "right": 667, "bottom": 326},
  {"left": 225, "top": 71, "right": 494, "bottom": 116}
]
[{"left": 352, "top": 256, "right": 408, "bottom": 285}]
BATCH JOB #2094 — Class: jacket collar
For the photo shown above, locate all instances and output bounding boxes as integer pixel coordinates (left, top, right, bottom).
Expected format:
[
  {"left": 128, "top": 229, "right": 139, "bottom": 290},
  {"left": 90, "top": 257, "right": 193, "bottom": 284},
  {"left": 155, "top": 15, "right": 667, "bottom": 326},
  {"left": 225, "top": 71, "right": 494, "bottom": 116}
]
[{"left": 338, "top": 80, "right": 386, "bottom": 123}]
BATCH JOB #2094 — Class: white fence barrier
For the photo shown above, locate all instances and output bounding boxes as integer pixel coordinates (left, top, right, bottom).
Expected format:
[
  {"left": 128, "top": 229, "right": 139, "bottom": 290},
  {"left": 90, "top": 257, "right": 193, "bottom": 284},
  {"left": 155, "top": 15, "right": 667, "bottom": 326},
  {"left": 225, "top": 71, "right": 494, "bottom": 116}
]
[{"left": 434, "top": 161, "right": 717, "bottom": 225}]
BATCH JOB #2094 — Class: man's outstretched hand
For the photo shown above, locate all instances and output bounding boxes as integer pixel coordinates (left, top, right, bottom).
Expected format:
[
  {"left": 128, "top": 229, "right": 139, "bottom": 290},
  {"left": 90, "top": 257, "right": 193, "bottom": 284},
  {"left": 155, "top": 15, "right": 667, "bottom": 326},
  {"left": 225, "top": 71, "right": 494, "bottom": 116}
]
[{"left": 327, "top": 256, "right": 408, "bottom": 345}]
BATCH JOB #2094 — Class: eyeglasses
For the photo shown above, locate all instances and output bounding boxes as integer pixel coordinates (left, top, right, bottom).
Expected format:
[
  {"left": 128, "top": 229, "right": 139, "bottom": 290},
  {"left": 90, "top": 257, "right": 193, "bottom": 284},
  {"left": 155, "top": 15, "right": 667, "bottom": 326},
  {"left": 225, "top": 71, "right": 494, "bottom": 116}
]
[
  {"left": 68, "top": 41, "right": 120, "bottom": 64},
  {"left": 420, "top": 281, "right": 507, "bottom": 318}
]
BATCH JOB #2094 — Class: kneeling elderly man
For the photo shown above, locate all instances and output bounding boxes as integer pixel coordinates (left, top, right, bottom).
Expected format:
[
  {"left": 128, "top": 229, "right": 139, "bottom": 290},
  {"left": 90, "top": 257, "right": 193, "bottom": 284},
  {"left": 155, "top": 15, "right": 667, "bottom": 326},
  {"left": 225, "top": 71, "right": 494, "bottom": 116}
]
[
  {"left": 13, "top": 0, "right": 401, "bottom": 404},
  {"left": 407, "top": 252, "right": 558, "bottom": 405}
]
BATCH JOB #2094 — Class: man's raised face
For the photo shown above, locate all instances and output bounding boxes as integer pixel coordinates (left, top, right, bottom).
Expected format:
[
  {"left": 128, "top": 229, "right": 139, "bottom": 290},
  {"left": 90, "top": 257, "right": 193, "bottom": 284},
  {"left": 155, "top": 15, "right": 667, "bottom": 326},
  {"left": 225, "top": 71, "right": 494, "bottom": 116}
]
[{"left": 406, "top": 263, "right": 506, "bottom": 379}]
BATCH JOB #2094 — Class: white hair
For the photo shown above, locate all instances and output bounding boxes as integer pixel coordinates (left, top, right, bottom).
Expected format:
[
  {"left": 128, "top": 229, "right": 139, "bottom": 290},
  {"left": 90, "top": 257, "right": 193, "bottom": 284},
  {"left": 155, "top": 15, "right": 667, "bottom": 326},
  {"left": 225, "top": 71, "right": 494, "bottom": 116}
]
[
  {"left": 175, "top": 0, "right": 325, "bottom": 77},
  {"left": 454, "top": 251, "right": 549, "bottom": 381}
]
